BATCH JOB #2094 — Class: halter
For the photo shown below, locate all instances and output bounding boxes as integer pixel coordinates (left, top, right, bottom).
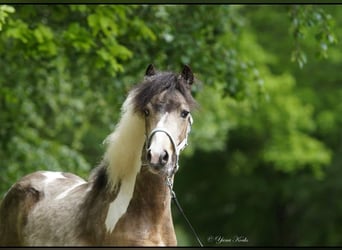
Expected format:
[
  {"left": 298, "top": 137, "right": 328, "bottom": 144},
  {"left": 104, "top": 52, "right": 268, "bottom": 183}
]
[{"left": 145, "top": 114, "right": 193, "bottom": 176}]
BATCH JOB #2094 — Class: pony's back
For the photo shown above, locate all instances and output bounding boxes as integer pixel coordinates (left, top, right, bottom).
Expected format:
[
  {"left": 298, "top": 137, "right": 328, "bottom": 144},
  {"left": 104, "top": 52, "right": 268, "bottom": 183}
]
[{"left": 0, "top": 171, "right": 87, "bottom": 246}]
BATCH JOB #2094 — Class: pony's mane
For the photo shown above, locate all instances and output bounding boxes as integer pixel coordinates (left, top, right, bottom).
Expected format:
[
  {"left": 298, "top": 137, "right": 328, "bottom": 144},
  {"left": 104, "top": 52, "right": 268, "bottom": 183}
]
[{"left": 131, "top": 71, "right": 197, "bottom": 114}]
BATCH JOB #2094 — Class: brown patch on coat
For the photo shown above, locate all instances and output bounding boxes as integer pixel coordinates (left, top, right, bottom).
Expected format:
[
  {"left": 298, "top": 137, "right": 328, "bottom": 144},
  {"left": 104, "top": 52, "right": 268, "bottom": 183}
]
[
  {"left": 0, "top": 173, "right": 44, "bottom": 246},
  {"left": 76, "top": 165, "right": 119, "bottom": 245}
]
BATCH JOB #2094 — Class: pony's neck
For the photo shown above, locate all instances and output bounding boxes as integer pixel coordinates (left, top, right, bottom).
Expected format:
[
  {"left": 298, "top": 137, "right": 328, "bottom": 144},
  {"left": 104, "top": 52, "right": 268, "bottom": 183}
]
[
  {"left": 107, "top": 166, "right": 176, "bottom": 245},
  {"left": 133, "top": 166, "right": 172, "bottom": 213},
  {"left": 129, "top": 167, "right": 176, "bottom": 245}
]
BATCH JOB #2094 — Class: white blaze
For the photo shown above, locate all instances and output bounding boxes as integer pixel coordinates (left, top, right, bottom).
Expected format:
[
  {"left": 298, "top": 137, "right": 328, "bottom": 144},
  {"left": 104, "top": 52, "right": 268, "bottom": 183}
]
[{"left": 148, "top": 113, "right": 174, "bottom": 157}]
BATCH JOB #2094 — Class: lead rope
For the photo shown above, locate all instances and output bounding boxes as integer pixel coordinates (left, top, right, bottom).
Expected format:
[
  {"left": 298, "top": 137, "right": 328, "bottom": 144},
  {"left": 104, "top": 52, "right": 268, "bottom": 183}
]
[{"left": 167, "top": 177, "right": 204, "bottom": 247}]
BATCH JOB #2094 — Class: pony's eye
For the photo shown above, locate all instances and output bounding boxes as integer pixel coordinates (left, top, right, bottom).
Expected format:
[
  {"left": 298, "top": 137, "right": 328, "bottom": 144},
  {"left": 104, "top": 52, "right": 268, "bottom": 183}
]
[
  {"left": 181, "top": 110, "right": 189, "bottom": 118},
  {"left": 143, "top": 109, "right": 150, "bottom": 117}
]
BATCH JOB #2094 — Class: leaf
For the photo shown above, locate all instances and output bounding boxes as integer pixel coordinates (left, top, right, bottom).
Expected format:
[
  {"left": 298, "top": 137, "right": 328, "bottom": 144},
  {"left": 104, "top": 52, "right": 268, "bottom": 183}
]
[{"left": 0, "top": 5, "right": 15, "bottom": 31}]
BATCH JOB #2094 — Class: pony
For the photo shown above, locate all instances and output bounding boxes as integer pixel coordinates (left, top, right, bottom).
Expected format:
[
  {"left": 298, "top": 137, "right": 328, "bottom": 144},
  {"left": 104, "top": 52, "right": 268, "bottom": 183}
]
[{"left": 0, "top": 64, "right": 197, "bottom": 246}]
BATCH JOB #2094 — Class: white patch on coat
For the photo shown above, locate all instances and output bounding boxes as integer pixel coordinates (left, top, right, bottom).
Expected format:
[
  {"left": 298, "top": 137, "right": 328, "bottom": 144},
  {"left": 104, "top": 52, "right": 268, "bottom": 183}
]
[
  {"left": 105, "top": 173, "right": 136, "bottom": 233},
  {"left": 42, "top": 171, "right": 66, "bottom": 185},
  {"left": 55, "top": 181, "right": 86, "bottom": 200}
]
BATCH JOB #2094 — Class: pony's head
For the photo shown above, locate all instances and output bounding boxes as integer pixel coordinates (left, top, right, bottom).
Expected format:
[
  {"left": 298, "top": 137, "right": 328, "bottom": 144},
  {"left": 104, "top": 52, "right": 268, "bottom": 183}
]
[{"left": 132, "top": 64, "right": 197, "bottom": 176}]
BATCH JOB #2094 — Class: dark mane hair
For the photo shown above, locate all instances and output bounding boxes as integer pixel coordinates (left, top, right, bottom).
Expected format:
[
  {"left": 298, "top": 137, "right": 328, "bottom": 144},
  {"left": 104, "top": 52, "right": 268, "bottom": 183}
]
[{"left": 131, "top": 70, "right": 197, "bottom": 114}]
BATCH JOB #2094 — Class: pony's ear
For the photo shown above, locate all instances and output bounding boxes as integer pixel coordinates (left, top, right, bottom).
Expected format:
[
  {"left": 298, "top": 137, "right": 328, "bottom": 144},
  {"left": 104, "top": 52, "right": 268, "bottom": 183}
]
[
  {"left": 145, "top": 64, "right": 156, "bottom": 76},
  {"left": 180, "top": 65, "right": 194, "bottom": 86}
]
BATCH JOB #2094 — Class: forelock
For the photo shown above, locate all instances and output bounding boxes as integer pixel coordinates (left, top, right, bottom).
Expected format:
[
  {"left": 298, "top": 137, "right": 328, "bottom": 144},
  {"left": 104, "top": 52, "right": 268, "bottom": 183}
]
[{"left": 130, "top": 72, "right": 197, "bottom": 114}]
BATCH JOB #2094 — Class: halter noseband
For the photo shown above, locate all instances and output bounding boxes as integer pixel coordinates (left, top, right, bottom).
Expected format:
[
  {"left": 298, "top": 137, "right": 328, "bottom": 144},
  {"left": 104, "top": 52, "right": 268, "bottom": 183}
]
[{"left": 145, "top": 115, "right": 193, "bottom": 176}]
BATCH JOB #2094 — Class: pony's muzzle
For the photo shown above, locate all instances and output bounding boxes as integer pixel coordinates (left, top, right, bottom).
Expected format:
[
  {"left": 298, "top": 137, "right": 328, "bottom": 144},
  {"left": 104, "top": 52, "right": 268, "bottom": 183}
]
[
  {"left": 146, "top": 129, "right": 176, "bottom": 173},
  {"left": 147, "top": 149, "right": 169, "bottom": 169}
]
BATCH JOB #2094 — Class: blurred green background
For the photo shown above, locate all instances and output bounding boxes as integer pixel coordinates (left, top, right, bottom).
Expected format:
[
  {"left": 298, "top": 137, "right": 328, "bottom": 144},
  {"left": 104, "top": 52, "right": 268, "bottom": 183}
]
[{"left": 1, "top": 4, "right": 341, "bottom": 246}]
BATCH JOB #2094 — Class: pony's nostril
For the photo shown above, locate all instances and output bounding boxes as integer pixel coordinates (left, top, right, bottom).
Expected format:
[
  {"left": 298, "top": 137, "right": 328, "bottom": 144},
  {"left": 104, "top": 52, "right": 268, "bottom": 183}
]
[
  {"left": 147, "top": 150, "right": 152, "bottom": 162},
  {"left": 160, "top": 150, "right": 169, "bottom": 165}
]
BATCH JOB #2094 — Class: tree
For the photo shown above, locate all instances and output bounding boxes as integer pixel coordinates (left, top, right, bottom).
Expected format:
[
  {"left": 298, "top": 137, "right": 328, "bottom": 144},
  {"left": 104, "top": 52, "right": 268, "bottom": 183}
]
[{"left": 0, "top": 5, "right": 154, "bottom": 191}]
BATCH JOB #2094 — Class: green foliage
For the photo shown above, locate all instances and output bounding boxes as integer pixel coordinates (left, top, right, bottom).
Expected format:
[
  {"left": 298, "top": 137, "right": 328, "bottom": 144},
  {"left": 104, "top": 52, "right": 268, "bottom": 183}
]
[
  {"left": 0, "top": 5, "right": 14, "bottom": 31},
  {"left": 0, "top": 4, "right": 341, "bottom": 246},
  {"left": 258, "top": 74, "right": 331, "bottom": 177},
  {"left": 0, "top": 5, "right": 154, "bottom": 192},
  {"left": 289, "top": 5, "right": 338, "bottom": 67}
]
